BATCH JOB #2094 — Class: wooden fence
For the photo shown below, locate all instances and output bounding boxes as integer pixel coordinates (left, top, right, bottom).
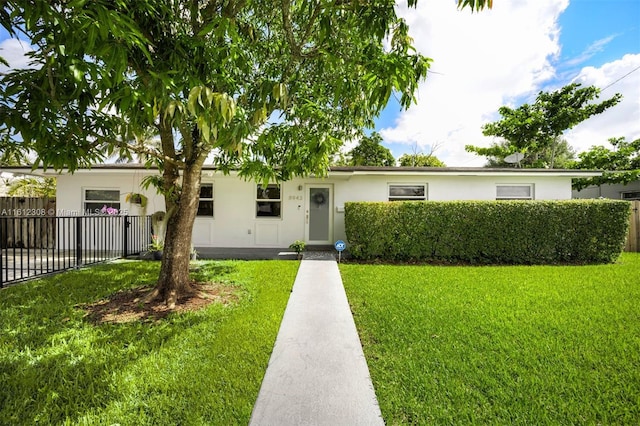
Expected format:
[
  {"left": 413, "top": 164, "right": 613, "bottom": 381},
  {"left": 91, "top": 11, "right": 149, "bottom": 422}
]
[
  {"left": 0, "top": 197, "right": 56, "bottom": 248},
  {"left": 625, "top": 200, "right": 640, "bottom": 252}
]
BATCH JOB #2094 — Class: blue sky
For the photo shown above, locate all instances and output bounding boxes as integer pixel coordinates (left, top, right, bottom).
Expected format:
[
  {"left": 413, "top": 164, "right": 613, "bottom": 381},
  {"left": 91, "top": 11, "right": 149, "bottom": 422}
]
[
  {"left": 1, "top": 1, "right": 639, "bottom": 166},
  {"left": 558, "top": 0, "right": 638, "bottom": 67},
  {"left": 374, "top": 0, "right": 640, "bottom": 165}
]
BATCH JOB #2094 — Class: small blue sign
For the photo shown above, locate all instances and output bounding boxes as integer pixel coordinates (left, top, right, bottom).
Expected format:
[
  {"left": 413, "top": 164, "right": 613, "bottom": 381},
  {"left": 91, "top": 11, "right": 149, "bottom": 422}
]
[{"left": 334, "top": 240, "right": 346, "bottom": 252}]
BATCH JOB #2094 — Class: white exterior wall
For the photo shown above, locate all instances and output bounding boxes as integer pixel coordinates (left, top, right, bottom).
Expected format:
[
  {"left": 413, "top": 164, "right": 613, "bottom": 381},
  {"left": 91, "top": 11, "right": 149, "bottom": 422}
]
[
  {"left": 572, "top": 180, "right": 640, "bottom": 200},
  {"left": 330, "top": 174, "right": 571, "bottom": 244},
  {"left": 332, "top": 174, "right": 570, "bottom": 203},
  {"left": 55, "top": 171, "right": 165, "bottom": 216},
  {"left": 192, "top": 175, "right": 308, "bottom": 248},
  {"left": 53, "top": 171, "right": 165, "bottom": 251},
  {"left": 54, "top": 170, "right": 574, "bottom": 249}
]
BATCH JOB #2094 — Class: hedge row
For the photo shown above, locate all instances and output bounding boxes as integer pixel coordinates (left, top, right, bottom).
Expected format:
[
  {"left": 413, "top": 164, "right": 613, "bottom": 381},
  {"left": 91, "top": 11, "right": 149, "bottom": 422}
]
[{"left": 344, "top": 200, "right": 630, "bottom": 264}]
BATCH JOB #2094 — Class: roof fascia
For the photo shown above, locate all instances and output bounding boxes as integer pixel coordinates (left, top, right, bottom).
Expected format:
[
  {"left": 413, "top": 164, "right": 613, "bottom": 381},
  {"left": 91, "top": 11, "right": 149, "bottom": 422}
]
[
  {"left": 2, "top": 165, "right": 603, "bottom": 179},
  {"left": 334, "top": 170, "right": 602, "bottom": 178}
]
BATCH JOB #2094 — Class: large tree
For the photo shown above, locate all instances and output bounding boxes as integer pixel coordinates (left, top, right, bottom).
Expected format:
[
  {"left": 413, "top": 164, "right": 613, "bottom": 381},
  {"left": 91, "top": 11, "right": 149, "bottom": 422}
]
[
  {"left": 348, "top": 132, "right": 396, "bottom": 166},
  {"left": 474, "top": 137, "right": 576, "bottom": 168},
  {"left": 398, "top": 153, "right": 445, "bottom": 167},
  {"left": 571, "top": 137, "right": 640, "bottom": 191},
  {"left": 1, "top": 0, "right": 490, "bottom": 306},
  {"left": 466, "top": 83, "right": 621, "bottom": 168}
]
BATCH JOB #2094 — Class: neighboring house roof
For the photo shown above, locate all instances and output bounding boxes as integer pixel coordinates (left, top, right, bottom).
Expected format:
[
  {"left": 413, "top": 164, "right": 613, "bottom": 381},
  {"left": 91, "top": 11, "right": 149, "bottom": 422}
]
[{"left": 3, "top": 164, "right": 603, "bottom": 178}]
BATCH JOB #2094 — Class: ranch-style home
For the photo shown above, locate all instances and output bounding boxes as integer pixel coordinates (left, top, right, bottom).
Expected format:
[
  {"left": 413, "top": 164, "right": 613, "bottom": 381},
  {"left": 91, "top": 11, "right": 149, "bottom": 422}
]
[{"left": 5, "top": 165, "right": 601, "bottom": 249}]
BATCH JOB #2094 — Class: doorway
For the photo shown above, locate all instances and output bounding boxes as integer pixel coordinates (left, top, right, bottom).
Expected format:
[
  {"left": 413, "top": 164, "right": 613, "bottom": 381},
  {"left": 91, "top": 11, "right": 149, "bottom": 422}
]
[{"left": 305, "top": 185, "right": 333, "bottom": 244}]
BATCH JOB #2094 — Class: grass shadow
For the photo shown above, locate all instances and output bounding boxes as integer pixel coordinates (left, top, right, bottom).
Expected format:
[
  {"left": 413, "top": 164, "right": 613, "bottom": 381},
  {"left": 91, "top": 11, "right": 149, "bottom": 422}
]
[{"left": 0, "top": 260, "right": 242, "bottom": 424}]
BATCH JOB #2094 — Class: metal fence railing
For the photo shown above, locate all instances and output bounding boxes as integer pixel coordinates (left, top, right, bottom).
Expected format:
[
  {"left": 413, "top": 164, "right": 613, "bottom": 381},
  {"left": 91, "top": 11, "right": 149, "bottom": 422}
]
[{"left": 0, "top": 215, "right": 152, "bottom": 287}]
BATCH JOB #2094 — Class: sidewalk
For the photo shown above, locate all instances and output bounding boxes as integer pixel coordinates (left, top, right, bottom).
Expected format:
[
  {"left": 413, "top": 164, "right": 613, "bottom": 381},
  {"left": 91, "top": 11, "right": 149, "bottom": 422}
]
[{"left": 249, "top": 252, "right": 384, "bottom": 426}]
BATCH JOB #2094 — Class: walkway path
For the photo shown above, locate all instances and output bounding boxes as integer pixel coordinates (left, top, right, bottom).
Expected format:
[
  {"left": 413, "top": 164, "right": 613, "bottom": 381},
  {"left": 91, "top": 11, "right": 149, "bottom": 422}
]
[{"left": 249, "top": 252, "right": 384, "bottom": 426}]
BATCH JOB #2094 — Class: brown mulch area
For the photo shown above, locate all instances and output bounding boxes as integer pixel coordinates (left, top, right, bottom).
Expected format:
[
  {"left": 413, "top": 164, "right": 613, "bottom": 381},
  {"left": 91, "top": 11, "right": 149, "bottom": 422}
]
[{"left": 83, "top": 282, "right": 239, "bottom": 324}]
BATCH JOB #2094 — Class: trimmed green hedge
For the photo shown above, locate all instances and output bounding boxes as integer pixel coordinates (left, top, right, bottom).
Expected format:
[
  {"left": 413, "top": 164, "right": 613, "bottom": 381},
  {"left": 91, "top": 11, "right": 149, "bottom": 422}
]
[{"left": 344, "top": 200, "right": 630, "bottom": 264}]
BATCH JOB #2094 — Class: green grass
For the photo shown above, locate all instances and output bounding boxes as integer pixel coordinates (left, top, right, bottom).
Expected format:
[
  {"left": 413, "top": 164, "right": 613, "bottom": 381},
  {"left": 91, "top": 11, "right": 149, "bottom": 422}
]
[
  {"left": 341, "top": 253, "right": 640, "bottom": 425},
  {"left": 0, "top": 260, "right": 299, "bottom": 425}
]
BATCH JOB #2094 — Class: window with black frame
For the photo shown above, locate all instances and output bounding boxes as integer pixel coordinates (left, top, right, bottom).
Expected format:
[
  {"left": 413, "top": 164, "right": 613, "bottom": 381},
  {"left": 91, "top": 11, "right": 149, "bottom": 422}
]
[
  {"left": 197, "top": 183, "right": 214, "bottom": 216},
  {"left": 622, "top": 191, "right": 640, "bottom": 200},
  {"left": 388, "top": 184, "right": 427, "bottom": 201},
  {"left": 256, "top": 184, "right": 281, "bottom": 217}
]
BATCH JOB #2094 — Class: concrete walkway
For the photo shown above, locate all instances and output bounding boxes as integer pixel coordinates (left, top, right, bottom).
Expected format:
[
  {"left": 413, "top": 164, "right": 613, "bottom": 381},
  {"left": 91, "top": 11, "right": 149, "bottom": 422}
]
[{"left": 249, "top": 252, "right": 384, "bottom": 426}]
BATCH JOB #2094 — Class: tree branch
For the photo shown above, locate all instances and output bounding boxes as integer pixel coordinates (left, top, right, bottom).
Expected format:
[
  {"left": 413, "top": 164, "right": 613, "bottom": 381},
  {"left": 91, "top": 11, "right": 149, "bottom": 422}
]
[
  {"left": 112, "top": 137, "right": 185, "bottom": 168},
  {"left": 299, "top": 1, "right": 323, "bottom": 52},
  {"left": 179, "top": 121, "right": 195, "bottom": 162},
  {"left": 280, "top": 0, "right": 299, "bottom": 57}
]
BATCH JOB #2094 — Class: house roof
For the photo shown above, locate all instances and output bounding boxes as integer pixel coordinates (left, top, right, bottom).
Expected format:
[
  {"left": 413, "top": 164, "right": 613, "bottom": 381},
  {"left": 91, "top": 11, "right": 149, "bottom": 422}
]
[
  {"left": 327, "top": 166, "right": 602, "bottom": 177},
  {"left": 2, "top": 164, "right": 603, "bottom": 178}
]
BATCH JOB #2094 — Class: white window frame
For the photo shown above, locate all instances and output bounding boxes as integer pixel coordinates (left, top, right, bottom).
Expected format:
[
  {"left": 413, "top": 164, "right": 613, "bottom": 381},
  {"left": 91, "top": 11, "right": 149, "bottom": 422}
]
[
  {"left": 496, "top": 184, "right": 534, "bottom": 200},
  {"left": 83, "top": 188, "right": 121, "bottom": 214},
  {"left": 256, "top": 184, "right": 282, "bottom": 218},
  {"left": 388, "top": 183, "right": 428, "bottom": 201},
  {"left": 197, "top": 183, "right": 214, "bottom": 217}
]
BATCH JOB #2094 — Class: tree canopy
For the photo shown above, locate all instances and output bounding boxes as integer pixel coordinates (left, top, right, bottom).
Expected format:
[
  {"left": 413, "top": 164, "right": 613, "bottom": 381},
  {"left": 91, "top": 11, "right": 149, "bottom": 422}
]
[
  {"left": 1, "top": 0, "right": 432, "bottom": 175},
  {"left": 571, "top": 137, "right": 640, "bottom": 191},
  {"left": 348, "top": 132, "right": 396, "bottom": 167},
  {"left": 466, "top": 83, "right": 621, "bottom": 168},
  {"left": 1, "top": 0, "right": 491, "bottom": 305},
  {"left": 398, "top": 153, "right": 445, "bottom": 167},
  {"left": 474, "top": 137, "right": 576, "bottom": 168},
  {"left": 7, "top": 177, "right": 56, "bottom": 197}
]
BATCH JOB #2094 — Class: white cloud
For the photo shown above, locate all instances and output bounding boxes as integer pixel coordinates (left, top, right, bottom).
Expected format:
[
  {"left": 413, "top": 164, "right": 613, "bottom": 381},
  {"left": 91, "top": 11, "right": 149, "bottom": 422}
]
[
  {"left": 564, "top": 34, "right": 617, "bottom": 67},
  {"left": 380, "top": 0, "right": 571, "bottom": 166},
  {"left": 0, "top": 37, "right": 34, "bottom": 72},
  {"left": 565, "top": 53, "right": 640, "bottom": 153}
]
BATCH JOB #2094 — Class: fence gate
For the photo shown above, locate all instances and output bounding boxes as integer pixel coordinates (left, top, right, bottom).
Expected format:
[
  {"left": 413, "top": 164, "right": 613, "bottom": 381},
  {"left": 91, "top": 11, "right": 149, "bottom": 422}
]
[{"left": 625, "top": 200, "right": 640, "bottom": 252}]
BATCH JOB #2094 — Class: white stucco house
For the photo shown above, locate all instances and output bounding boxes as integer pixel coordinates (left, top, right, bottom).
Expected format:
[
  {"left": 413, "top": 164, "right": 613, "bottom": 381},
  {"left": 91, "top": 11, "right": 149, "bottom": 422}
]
[{"left": 5, "top": 165, "right": 601, "bottom": 249}]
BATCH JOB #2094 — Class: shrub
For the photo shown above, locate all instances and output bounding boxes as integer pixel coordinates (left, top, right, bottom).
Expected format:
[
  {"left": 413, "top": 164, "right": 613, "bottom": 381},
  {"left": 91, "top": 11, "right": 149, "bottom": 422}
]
[
  {"left": 289, "top": 240, "right": 306, "bottom": 254},
  {"left": 344, "top": 200, "right": 630, "bottom": 264}
]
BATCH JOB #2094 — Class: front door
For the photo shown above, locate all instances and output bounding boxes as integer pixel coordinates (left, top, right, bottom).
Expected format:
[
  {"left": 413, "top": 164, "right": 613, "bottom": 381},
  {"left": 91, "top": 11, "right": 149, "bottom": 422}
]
[{"left": 305, "top": 185, "right": 333, "bottom": 244}]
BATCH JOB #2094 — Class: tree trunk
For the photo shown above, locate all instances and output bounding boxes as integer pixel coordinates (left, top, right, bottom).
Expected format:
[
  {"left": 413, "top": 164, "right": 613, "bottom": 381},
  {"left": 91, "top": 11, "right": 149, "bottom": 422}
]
[
  {"left": 152, "top": 117, "right": 205, "bottom": 308},
  {"left": 549, "top": 136, "right": 559, "bottom": 169},
  {"left": 155, "top": 162, "right": 202, "bottom": 307}
]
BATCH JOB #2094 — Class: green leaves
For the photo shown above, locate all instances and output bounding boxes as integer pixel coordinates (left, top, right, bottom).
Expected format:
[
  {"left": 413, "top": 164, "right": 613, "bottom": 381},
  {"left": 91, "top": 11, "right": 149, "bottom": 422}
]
[
  {"left": 345, "top": 200, "right": 630, "bottom": 264},
  {"left": 457, "top": 0, "right": 493, "bottom": 12},
  {"left": 0, "top": 0, "right": 153, "bottom": 171},
  {"left": 572, "top": 137, "right": 640, "bottom": 190},
  {"left": 468, "top": 83, "right": 622, "bottom": 168},
  {"left": 0, "top": 0, "right": 466, "bottom": 177},
  {"left": 158, "top": 87, "right": 238, "bottom": 146},
  {"left": 186, "top": 86, "right": 233, "bottom": 120},
  {"left": 398, "top": 153, "right": 446, "bottom": 167},
  {"left": 348, "top": 132, "right": 396, "bottom": 167}
]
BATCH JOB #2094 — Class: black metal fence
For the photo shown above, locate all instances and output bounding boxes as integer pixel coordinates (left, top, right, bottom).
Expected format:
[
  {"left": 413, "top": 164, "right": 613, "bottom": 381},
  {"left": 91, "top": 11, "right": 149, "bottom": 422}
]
[{"left": 0, "top": 215, "right": 152, "bottom": 287}]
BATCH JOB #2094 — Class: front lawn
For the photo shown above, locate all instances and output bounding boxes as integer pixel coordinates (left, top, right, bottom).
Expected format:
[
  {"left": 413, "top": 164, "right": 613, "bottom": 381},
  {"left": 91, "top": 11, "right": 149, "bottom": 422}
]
[
  {"left": 0, "top": 260, "right": 298, "bottom": 425},
  {"left": 341, "top": 253, "right": 640, "bottom": 425}
]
